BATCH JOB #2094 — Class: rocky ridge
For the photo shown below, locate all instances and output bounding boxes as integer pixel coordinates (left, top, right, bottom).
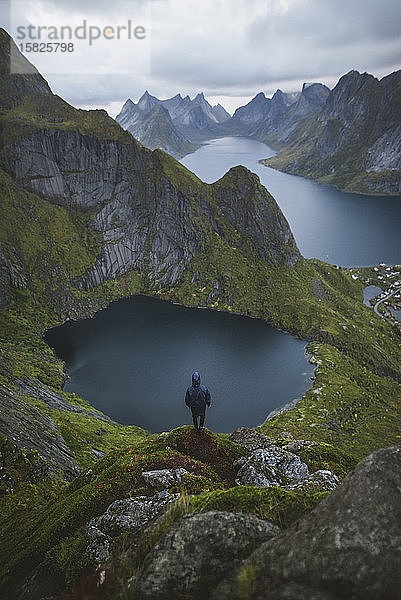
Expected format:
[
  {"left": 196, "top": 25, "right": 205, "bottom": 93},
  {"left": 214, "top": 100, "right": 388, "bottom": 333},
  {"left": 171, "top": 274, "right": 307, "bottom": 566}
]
[
  {"left": 116, "top": 90, "right": 230, "bottom": 155},
  {"left": 28, "top": 427, "right": 395, "bottom": 600},
  {"left": 264, "top": 70, "right": 401, "bottom": 194},
  {"left": 115, "top": 98, "right": 198, "bottom": 158}
]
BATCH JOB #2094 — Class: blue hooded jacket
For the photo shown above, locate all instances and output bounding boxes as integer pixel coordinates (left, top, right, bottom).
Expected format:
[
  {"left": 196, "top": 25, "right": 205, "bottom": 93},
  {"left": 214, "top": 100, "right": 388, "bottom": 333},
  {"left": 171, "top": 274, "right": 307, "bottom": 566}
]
[{"left": 185, "top": 371, "right": 211, "bottom": 416}]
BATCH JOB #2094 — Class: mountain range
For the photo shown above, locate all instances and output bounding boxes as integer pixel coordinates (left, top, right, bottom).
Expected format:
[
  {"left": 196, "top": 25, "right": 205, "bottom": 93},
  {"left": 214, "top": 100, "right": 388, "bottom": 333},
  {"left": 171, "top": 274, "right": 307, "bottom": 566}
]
[
  {"left": 1, "top": 27, "right": 401, "bottom": 599},
  {"left": 119, "top": 71, "right": 400, "bottom": 194},
  {"left": 116, "top": 91, "right": 230, "bottom": 157},
  {"left": 264, "top": 70, "right": 401, "bottom": 194}
]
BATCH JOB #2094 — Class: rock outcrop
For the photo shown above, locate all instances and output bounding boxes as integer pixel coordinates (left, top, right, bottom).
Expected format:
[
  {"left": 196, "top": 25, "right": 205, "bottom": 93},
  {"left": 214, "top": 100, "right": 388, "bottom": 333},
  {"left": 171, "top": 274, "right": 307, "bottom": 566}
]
[
  {"left": 0, "top": 379, "right": 87, "bottom": 479},
  {"left": 230, "top": 428, "right": 339, "bottom": 493},
  {"left": 213, "top": 443, "right": 401, "bottom": 599},
  {"left": 136, "top": 511, "right": 279, "bottom": 599},
  {"left": 234, "top": 446, "right": 310, "bottom": 488},
  {"left": 141, "top": 468, "right": 188, "bottom": 490},
  {"left": 86, "top": 492, "right": 178, "bottom": 564}
]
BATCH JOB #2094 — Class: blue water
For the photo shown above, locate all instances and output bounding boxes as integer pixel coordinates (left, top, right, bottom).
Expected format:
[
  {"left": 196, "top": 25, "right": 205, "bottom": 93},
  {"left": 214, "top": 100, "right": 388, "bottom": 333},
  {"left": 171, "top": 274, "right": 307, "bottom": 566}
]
[
  {"left": 363, "top": 285, "right": 383, "bottom": 306},
  {"left": 45, "top": 296, "right": 313, "bottom": 433},
  {"left": 181, "top": 137, "right": 401, "bottom": 267}
]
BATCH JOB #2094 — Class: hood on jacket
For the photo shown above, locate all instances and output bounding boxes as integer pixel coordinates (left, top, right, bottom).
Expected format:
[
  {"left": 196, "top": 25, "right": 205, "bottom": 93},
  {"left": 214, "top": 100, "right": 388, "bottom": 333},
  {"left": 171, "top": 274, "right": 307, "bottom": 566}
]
[{"left": 192, "top": 371, "right": 201, "bottom": 387}]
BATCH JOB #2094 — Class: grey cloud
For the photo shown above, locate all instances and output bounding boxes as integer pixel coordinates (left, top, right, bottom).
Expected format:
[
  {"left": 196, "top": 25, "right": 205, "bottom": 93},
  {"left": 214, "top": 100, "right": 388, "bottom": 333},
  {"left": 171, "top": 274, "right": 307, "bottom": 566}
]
[{"left": 2, "top": 0, "right": 401, "bottom": 110}]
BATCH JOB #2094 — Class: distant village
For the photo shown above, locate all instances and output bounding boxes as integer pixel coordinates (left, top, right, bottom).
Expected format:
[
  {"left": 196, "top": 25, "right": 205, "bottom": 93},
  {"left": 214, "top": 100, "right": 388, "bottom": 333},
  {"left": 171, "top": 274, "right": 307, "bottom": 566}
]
[{"left": 349, "top": 264, "right": 401, "bottom": 330}]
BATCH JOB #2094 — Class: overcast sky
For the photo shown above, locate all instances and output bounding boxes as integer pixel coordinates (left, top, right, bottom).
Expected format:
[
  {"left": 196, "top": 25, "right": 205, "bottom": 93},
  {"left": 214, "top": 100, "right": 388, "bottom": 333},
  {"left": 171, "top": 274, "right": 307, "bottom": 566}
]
[{"left": 1, "top": 0, "right": 401, "bottom": 115}]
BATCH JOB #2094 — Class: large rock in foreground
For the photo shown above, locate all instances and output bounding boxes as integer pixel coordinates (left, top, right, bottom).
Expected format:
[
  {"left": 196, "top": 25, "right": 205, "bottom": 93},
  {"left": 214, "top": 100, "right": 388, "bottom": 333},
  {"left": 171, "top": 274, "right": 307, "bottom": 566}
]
[
  {"left": 214, "top": 443, "right": 401, "bottom": 599},
  {"left": 136, "top": 511, "right": 279, "bottom": 599}
]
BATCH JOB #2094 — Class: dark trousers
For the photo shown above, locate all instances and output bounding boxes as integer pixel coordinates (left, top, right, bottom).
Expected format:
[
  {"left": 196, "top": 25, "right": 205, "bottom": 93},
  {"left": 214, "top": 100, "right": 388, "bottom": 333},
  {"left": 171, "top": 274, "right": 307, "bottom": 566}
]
[{"left": 192, "top": 412, "right": 205, "bottom": 430}]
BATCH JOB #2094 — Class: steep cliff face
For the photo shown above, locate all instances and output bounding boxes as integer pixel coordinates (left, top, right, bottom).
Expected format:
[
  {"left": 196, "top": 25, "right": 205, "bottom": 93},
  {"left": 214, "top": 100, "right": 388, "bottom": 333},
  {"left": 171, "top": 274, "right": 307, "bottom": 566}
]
[
  {"left": 7, "top": 123, "right": 300, "bottom": 289},
  {"left": 251, "top": 83, "right": 329, "bottom": 144},
  {"left": 229, "top": 92, "right": 271, "bottom": 132},
  {"left": 265, "top": 70, "right": 401, "bottom": 194}
]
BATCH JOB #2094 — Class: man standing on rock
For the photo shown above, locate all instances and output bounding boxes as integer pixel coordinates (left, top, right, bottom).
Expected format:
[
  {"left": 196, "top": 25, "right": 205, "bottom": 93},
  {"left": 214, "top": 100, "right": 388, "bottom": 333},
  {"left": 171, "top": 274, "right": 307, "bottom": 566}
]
[{"left": 185, "top": 371, "right": 211, "bottom": 432}]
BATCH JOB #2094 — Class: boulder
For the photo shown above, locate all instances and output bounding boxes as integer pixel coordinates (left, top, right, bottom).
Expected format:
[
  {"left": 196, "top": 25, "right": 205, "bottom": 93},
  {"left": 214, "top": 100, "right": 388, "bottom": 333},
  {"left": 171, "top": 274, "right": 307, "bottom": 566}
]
[
  {"left": 283, "top": 439, "right": 318, "bottom": 454},
  {"left": 86, "top": 492, "right": 177, "bottom": 563},
  {"left": 213, "top": 444, "right": 401, "bottom": 600},
  {"left": 136, "top": 511, "right": 279, "bottom": 599},
  {"left": 141, "top": 468, "right": 188, "bottom": 489},
  {"left": 235, "top": 446, "right": 309, "bottom": 487},
  {"left": 287, "top": 469, "right": 339, "bottom": 492},
  {"left": 229, "top": 427, "right": 271, "bottom": 451}
]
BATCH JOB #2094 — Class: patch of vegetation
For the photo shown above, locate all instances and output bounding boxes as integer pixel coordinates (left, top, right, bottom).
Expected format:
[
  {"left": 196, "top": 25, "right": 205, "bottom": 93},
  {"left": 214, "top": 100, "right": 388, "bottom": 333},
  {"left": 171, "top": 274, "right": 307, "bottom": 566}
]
[
  {"left": 259, "top": 342, "right": 401, "bottom": 460},
  {"left": 299, "top": 442, "right": 357, "bottom": 478},
  {"left": 0, "top": 428, "right": 230, "bottom": 592},
  {"left": 155, "top": 426, "right": 246, "bottom": 484},
  {"left": 191, "top": 485, "right": 328, "bottom": 528}
]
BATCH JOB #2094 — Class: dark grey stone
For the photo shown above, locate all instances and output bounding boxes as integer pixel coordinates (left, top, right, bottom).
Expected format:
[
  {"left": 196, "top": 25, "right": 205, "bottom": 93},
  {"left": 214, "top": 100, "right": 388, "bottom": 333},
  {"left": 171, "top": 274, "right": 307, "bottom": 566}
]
[
  {"left": 214, "top": 444, "right": 401, "bottom": 600},
  {"left": 136, "top": 511, "right": 279, "bottom": 599}
]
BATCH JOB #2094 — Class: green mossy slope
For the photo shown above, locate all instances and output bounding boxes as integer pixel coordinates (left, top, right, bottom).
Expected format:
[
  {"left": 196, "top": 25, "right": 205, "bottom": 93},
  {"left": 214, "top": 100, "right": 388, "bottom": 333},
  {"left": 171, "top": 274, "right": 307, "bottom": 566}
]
[{"left": 0, "top": 427, "right": 350, "bottom": 594}]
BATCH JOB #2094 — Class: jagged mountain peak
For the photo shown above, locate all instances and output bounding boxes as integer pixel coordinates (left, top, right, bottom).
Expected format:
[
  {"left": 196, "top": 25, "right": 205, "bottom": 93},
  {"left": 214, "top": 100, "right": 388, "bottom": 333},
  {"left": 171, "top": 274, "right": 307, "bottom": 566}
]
[
  {"left": 254, "top": 91, "right": 268, "bottom": 101},
  {"left": 294, "top": 82, "right": 330, "bottom": 113},
  {"left": 211, "top": 102, "right": 231, "bottom": 122},
  {"left": 270, "top": 89, "right": 287, "bottom": 105},
  {"left": 231, "top": 91, "right": 270, "bottom": 125},
  {"left": 121, "top": 98, "right": 135, "bottom": 111},
  {"left": 137, "top": 90, "right": 159, "bottom": 112}
]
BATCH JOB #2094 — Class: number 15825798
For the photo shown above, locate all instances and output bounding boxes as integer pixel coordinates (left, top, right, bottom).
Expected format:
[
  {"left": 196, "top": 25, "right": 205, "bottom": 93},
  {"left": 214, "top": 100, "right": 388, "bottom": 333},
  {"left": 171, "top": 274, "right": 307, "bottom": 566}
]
[{"left": 19, "top": 42, "right": 74, "bottom": 52}]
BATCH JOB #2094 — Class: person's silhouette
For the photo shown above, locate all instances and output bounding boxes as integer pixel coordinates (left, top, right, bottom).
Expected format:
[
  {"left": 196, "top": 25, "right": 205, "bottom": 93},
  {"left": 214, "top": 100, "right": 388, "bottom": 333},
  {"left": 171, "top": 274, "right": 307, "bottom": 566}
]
[{"left": 185, "top": 371, "right": 211, "bottom": 431}]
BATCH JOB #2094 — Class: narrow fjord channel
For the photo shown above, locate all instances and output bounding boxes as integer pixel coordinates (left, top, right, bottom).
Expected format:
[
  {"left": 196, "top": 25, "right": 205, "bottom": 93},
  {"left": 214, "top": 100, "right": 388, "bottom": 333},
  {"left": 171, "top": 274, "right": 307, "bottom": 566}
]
[{"left": 181, "top": 136, "right": 401, "bottom": 266}]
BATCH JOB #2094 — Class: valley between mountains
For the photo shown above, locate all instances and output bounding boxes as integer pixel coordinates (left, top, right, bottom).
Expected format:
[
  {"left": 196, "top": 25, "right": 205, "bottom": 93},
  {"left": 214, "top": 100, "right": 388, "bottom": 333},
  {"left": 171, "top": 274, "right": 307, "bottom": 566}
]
[
  {"left": 118, "top": 70, "right": 401, "bottom": 195},
  {"left": 0, "top": 27, "right": 400, "bottom": 600}
]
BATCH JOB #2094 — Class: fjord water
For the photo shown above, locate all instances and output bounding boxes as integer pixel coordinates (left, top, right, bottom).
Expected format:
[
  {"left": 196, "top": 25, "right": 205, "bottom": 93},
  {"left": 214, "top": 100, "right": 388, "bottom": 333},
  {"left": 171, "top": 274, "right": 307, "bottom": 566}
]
[
  {"left": 181, "top": 137, "right": 401, "bottom": 266},
  {"left": 45, "top": 296, "right": 313, "bottom": 433}
]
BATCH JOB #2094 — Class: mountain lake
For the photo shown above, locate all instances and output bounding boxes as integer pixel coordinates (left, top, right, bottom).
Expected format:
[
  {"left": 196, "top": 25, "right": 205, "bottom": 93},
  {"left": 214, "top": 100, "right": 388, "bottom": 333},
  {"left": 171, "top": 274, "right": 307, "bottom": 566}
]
[{"left": 45, "top": 136, "right": 401, "bottom": 432}]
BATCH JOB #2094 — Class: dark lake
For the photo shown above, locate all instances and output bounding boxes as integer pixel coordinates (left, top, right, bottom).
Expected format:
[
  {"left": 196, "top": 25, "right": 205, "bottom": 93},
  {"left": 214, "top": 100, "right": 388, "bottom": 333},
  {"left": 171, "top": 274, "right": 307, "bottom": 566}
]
[
  {"left": 45, "top": 296, "right": 313, "bottom": 433},
  {"left": 181, "top": 136, "right": 401, "bottom": 267}
]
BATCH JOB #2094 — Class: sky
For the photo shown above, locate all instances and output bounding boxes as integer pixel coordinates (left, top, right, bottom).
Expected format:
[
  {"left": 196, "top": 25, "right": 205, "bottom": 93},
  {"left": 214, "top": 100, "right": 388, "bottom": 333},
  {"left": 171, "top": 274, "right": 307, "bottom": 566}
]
[{"left": 1, "top": 0, "right": 401, "bottom": 116}]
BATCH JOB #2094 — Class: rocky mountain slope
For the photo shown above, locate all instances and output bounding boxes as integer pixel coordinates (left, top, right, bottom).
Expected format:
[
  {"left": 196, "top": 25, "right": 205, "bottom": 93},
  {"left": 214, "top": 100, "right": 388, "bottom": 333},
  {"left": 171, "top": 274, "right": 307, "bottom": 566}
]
[
  {"left": 116, "top": 96, "right": 198, "bottom": 158},
  {"left": 1, "top": 27, "right": 401, "bottom": 599},
  {"left": 252, "top": 82, "right": 330, "bottom": 143},
  {"left": 263, "top": 70, "right": 401, "bottom": 194},
  {"left": 116, "top": 91, "right": 230, "bottom": 155},
  {"left": 117, "top": 71, "right": 400, "bottom": 194}
]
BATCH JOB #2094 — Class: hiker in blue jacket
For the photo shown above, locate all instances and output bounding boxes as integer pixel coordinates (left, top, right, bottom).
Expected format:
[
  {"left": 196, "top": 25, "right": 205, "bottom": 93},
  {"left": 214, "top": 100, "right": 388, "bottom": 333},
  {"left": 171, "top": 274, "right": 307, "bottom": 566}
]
[{"left": 185, "top": 371, "right": 211, "bottom": 431}]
